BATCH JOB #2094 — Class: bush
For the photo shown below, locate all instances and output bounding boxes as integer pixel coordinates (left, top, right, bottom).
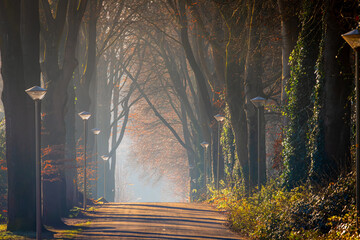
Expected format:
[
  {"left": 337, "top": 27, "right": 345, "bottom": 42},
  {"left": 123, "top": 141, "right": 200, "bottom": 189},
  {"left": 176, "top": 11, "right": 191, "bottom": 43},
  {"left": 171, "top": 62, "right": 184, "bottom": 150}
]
[{"left": 210, "top": 173, "right": 359, "bottom": 239}]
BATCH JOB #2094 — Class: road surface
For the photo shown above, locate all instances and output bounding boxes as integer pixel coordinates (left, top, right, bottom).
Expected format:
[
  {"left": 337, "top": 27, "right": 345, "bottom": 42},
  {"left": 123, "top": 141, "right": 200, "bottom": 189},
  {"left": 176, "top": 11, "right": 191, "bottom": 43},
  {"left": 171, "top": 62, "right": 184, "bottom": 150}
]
[{"left": 73, "top": 202, "right": 247, "bottom": 240}]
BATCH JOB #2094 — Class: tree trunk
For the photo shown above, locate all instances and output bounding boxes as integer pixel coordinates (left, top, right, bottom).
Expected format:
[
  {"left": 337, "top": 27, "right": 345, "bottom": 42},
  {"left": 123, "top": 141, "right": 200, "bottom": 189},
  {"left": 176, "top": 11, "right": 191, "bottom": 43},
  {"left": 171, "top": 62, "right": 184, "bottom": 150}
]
[
  {"left": 243, "top": 0, "right": 266, "bottom": 189},
  {"left": 283, "top": 0, "right": 321, "bottom": 188},
  {"left": 96, "top": 58, "right": 112, "bottom": 198},
  {"left": 42, "top": 73, "right": 68, "bottom": 225},
  {"left": 108, "top": 85, "right": 119, "bottom": 202},
  {"left": 40, "top": 0, "right": 88, "bottom": 224},
  {"left": 226, "top": 61, "right": 249, "bottom": 189},
  {"left": 177, "top": 0, "right": 213, "bottom": 122},
  {"left": 65, "top": 77, "right": 77, "bottom": 208},
  {"left": 76, "top": 2, "right": 99, "bottom": 190},
  {"left": 277, "top": 0, "right": 299, "bottom": 105},
  {"left": 0, "top": 0, "right": 40, "bottom": 231},
  {"left": 322, "top": 2, "right": 352, "bottom": 177},
  {"left": 309, "top": 1, "right": 352, "bottom": 184}
]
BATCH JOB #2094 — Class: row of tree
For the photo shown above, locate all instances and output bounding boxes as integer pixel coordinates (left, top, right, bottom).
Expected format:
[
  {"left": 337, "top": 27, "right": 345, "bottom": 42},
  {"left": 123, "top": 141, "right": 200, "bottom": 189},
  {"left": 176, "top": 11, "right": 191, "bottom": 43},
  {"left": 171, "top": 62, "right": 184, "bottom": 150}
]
[
  {"left": 0, "top": 0, "right": 139, "bottom": 230},
  {"left": 119, "top": 0, "right": 358, "bottom": 199},
  {"left": 0, "top": 0, "right": 358, "bottom": 233}
]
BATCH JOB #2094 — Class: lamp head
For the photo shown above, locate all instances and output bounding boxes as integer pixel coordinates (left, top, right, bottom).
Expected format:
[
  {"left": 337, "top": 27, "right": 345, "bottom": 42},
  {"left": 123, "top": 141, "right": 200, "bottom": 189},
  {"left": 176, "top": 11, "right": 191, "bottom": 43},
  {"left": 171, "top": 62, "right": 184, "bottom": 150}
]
[
  {"left": 25, "top": 86, "right": 47, "bottom": 100},
  {"left": 78, "top": 111, "right": 91, "bottom": 120},
  {"left": 250, "top": 96, "right": 266, "bottom": 108},
  {"left": 342, "top": 25, "right": 360, "bottom": 49},
  {"left": 200, "top": 141, "right": 209, "bottom": 149},
  {"left": 214, "top": 114, "right": 225, "bottom": 122},
  {"left": 92, "top": 128, "right": 101, "bottom": 135},
  {"left": 101, "top": 155, "right": 109, "bottom": 161}
]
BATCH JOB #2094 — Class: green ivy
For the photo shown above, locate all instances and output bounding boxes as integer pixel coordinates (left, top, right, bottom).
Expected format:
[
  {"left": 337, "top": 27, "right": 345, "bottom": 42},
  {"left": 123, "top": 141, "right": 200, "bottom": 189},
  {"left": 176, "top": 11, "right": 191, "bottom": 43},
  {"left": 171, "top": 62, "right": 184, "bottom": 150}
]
[
  {"left": 221, "top": 109, "right": 241, "bottom": 186},
  {"left": 282, "top": 0, "right": 322, "bottom": 189},
  {"left": 307, "top": 11, "right": 326, "bottom": 185}
]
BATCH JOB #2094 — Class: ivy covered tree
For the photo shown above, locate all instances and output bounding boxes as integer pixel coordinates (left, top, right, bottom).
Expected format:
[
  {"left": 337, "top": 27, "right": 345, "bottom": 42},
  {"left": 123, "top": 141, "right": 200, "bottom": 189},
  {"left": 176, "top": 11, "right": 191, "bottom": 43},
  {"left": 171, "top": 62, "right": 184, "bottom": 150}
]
[
  {"left": 282, "top": 0, "right": 322, "bottom": 188},
  {"left": 283, "top": 0, "right": 355, "bottom": 188}
]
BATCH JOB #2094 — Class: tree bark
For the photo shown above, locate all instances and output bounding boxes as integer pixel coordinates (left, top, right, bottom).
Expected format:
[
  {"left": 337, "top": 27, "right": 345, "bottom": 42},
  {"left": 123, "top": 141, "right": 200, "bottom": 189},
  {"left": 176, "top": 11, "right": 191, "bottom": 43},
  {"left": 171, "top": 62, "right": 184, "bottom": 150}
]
[
  {"left": 243, "top": 0, "right": 266, "bottom": 189},
  {"left": 65, "top": 75, "right": 77, "bottom": 208},
  {"left": 317, "top": 1, "right": 352, "bottom": 181},
  {"left": 108, "top": 85, "right": 119, "bottom": 202},
  {"left": 277, "top": 0, "right": 299, "bottom": 105},
  {"left": 40, "top": 0, "right": 87, "bottom": 225},
  {"left": 76, "top": 1, "right": 100, "bottom": 182},
  {"left": 177, "top": 0, "right": 213, "bottom": 122},
  {"left": 0, "top": 0, "right": 40, "bottom": 231},
  {"left": 96, "top": 56, "right": 113, "bottom": 198}
]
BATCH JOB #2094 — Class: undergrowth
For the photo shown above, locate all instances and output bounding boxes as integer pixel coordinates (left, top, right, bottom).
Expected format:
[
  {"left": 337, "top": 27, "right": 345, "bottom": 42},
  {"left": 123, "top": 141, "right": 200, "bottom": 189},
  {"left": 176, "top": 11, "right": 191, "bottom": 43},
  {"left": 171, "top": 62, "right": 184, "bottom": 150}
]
[{"left": 209, "top": 173, "right": 359, "bottom": 239}]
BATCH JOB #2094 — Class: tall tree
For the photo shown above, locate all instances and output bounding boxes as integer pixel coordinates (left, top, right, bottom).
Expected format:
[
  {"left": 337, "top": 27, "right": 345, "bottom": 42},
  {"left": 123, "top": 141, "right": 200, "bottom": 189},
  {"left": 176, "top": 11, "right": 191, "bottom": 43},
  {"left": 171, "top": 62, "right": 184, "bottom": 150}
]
[
  {"left": 277, "top": 0, "right": 299, "bottom": 105},
  {"left": 40, "top": 0, "right": 88, "bottom": 224},
  {"left": 307, "top": 0, "right": 353, "bottom": 185},
  {"left": 0, "top": 0, "right": 40, "bottom": 231},
  {"left": 283, "top": 0, "right": 322, "bottom": 188}
]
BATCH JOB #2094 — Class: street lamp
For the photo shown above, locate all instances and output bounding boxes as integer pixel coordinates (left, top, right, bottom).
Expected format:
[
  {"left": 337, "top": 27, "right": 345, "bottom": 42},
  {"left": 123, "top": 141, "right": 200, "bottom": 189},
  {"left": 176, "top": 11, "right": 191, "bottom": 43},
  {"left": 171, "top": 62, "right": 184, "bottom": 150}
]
[
  {"left": 342, "top": 25, "right": 360, "bottom": 229},
  {"left": 92, "top": 128, "right": 101, "bottom": 135},
  {"left": 214, "top": 114, "right": 225, "bottom": 192},
  {"left": 251, "top": 96, "right": 266, "bottom": 191},
  {"left": 91, "top": 128, "right": 100, "bottom": 198},
  {"left": 78, "top": 111, "right": 91, "bottom": 210},
  {"left": 25, "top": 86, "right": 47, "bottom": 240},
  {"left": 200, "top": 141, "right": 209, "bottom": 196},
  {"left": 101, "top": 155, "right": 109, "bottom": 199}
]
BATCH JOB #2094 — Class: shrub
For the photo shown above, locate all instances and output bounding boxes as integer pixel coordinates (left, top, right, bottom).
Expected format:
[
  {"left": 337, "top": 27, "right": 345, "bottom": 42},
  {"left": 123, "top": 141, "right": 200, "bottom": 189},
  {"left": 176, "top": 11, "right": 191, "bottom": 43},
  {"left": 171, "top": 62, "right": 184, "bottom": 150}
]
[{"left": 210, "top": 173, "right": 358, "bottom": 239}]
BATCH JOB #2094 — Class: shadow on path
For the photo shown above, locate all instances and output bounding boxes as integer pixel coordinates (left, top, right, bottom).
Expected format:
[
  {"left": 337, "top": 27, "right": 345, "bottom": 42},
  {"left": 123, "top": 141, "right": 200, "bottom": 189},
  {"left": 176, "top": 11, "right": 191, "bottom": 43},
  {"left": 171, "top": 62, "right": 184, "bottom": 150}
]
[{"left": 70, "top": 202, "right": 247, "bottom": 240}]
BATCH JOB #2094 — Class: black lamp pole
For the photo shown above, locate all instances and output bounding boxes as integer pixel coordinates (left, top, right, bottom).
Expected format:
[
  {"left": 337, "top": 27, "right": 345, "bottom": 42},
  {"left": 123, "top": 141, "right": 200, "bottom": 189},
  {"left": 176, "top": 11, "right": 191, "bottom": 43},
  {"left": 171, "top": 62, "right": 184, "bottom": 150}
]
[
  {"left": 35, "top": 99, "right": 41, "bottom": 239},
  {"left": 104, "top": 158, "right": 106, "bottom": 198},
  {"left": 95, "top": 135, "right": 97, "bottom": 198},
  {"left": 78, "top": 111, "right": 91, "bottom": 210},
  {"left": 101, "top": 155, "right": 109, "bottom": 199},
  {"left": 25, "top": 86, "right": 47, "bottom": 240},
  {"left": 201, "top": 142, "right": 209, "bottom": 196},
  {"left": 84, "top": 120, "right": 87, "bottom": 209},
  {"left": 214, "top": 114, "right": 225, "bottom": 193},
  {"left": 92, "top": 128, "right": 100, "bottom": 199},
  {"left": 257, "top": 106, "right": 261, "bottom": 190},
  {"left": 356, "top": 47, "right": 360, "bottom": 229},
  {"left": 251, "top": 96, "right": 266, "bottom": 191},
  {"left": 342, "top": 26, "right": 360, "bottom": 230}
]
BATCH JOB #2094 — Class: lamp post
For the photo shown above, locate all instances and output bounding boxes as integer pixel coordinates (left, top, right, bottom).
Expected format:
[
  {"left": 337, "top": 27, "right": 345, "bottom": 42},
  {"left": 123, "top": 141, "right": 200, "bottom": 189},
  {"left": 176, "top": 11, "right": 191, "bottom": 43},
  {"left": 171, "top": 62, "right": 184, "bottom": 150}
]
[
  {"left": 188, "top": 163, "right": 194, "bottom": 202},
  {"left": 342, "top": 25, "right": 360, "bottom": 229},
  {"left": 214, "top": 114, "right": 225, "bottom": 192},
  {"left": 101, "top": 155, "right": 109, "bottom": 199},
  {"left": 78, "top": 111, "right": 91, "bottom": 210},
  {"left": 251, "top": 96, "right": 266, "bottom": 191},
  {"left": 25, "top": 86, "right": 47, "bottom": 240},
  {"left": 91, "top": 128, "right": 100, "bottom": 198},
  {"left": 200, "top": 141, "right": 209, "bottom": 196}
]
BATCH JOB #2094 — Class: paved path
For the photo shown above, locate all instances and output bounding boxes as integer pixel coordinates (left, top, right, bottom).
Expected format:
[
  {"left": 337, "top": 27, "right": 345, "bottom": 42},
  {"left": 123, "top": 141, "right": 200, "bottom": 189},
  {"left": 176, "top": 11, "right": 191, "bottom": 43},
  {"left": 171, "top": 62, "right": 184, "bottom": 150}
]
[{"left": 74, "top": 202, "right": 247, "bottom": 240}]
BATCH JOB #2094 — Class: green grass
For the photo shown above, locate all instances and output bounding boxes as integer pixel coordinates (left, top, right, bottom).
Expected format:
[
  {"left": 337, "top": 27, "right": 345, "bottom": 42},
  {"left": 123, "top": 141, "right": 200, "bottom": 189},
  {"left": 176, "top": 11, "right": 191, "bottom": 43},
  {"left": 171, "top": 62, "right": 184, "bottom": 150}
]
[
  {"left": 46, "top": 225, "right": 83, "bottom": 239},
  {"left": 68, "top": 206, "right": 82, "bottom": 218},
  {"left": 0, "top": 224, "right": 34, "bottom": 239},
  {"left": 68, "top": 206, "right": 97, "bottom": 219}
]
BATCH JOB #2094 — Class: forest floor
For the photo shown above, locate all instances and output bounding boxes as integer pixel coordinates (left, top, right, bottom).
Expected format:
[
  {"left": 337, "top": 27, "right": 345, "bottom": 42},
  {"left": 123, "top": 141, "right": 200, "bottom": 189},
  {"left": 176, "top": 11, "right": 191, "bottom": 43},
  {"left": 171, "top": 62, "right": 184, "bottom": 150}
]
[{"left": 58, "top": 202, "right": 247, "bottom": 240}]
